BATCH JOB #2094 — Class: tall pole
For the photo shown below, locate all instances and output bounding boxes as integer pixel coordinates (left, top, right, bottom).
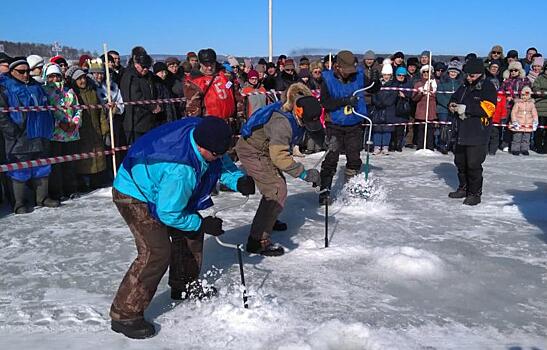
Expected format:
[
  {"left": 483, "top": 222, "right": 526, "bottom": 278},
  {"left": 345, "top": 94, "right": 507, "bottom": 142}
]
[
  {"left": 268, "top": 0, "right": 273, "bottom": 62},
  {"left": 423, "top": 50, "right": 433, "bottom": 151},
  {"left": 103, "top": 43, "right": 117, "bottom": 177}
]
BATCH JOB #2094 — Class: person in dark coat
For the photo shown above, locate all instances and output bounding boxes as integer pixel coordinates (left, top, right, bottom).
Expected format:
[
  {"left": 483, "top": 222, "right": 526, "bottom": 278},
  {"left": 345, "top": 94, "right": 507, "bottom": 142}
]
[
  {"left": 448, "top": 58, "right": 497, "bottom": 206},
  {"left": 390, "top": 67, "right": 413, "bottom": 151},
  {"left": 262, "top": 62, "right": 277, "bottom": 91},
  {"left": 152, "top": 62, "right": 178, "bottom": 123},
  {"left": 371, "top": 64, "right": 397, "bottom": 154},
  {"left": 120, "top": 54, "right": 160, "bottom": 144},
  {"left": 275, "top": 59, "right": 298, "bottom": 92}
]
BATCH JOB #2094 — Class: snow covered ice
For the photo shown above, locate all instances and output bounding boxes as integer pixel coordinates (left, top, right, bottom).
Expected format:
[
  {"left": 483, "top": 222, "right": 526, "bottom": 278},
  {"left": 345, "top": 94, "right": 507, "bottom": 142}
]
[{"left": 1, "top": 149, "right": 546, "bottom": 349}]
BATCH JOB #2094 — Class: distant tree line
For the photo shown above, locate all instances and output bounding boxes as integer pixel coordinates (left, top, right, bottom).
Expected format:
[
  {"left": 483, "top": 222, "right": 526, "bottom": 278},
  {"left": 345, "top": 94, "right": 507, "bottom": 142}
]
[{"left": 0, "top": 40, "right": 97, "bottom": 59}]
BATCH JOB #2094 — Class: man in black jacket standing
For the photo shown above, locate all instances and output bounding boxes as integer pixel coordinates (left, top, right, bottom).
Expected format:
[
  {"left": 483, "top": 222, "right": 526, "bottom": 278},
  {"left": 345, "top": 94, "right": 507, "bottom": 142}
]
[
  {"left": 448, "top": 58, "right": 497, "bottom": 205},
  {"left": 120, "top": 54, "right": 160, "bottom": 144}
]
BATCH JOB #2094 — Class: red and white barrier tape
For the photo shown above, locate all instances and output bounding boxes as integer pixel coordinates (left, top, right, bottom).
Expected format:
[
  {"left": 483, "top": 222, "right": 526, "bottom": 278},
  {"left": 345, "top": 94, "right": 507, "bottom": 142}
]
[
  {"left": 0, "top": 146, "right": 129, "bottom": 173},
  {"left": 2, "top": 86, "right": 546, "bottom": 113},
  {"left": 1, "top": 121, "right": 544, "bottom": 173}
]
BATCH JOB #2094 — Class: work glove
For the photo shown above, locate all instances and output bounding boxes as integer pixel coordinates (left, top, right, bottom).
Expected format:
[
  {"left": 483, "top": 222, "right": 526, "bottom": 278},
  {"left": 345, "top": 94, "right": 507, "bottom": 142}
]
[
  {"left": 512, "top": 121, "right": 520, "bottom": 130},
  {"left": 343, "top": 95, "right": 359, "bottom": 107},
  {"left": 200, "top": 216, "right": 224, "bottom": 236},
  {"left": 299, "top": 169, "right": 321, "bottom": 187},
  {"left": 236, "top": 175, "right": 255, "bottom": 196},
  {"left": 533, "top": 121, "right": 538, "bottom": 132}
]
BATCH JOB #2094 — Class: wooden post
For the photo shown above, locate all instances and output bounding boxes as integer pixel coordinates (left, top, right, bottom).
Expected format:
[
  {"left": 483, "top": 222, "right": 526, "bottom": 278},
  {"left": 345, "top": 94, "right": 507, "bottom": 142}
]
[
  {"left": 423, "top": 50, "right": 433, "bottom": 151},
  {"left": 103, "top": 43, "right": 117, "bottom": 177}
]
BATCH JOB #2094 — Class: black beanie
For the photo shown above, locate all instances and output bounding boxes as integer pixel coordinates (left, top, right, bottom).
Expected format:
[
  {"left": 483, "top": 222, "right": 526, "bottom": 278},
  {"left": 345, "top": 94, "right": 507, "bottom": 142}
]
[
  {"left": 193, "top": 117, "right": 232, "bottom": 155},
  {"left": 463, "top": 58, "right": 484, "bottom": 74}
]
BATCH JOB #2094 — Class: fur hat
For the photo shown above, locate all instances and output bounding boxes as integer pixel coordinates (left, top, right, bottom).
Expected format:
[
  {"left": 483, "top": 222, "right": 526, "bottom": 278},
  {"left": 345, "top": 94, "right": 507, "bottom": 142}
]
[
  {"left": 506, "top": 61, "right": 525, "bottom": 78},
  {"left": 282, "top": 82, "right": 312, "bottom": 112},
  {"left": 407, "top": 57, "right": 419, "bottom": 68},
  {"left": 420, "top": 65, "right": 431, "bottom": 73},
  {"left": 198, "top": 48, "right": 217, "bottom": 64},
  {"left": 463, "top": 58, "right": 484, "bottom": 74},
  {"left": 153, "top": 61, "right": 168, "bottom": 73},
  {"left": 381, "top": 64, "right": 393, "bottom": 75}
]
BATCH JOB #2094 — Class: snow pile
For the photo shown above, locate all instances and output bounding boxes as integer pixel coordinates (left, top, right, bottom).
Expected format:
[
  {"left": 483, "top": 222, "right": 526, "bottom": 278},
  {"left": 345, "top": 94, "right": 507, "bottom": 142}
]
[
  {"left": 278, "top": 320, "right": 383, "bottom": 350},
  {"left": 370, "top": 246, "right": 445, "bottom": 280}
]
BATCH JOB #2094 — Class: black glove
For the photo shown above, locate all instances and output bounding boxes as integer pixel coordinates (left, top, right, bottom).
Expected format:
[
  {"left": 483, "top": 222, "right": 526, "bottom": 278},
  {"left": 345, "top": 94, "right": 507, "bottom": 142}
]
[
  {"left": 301, "top": 168, "right": 321, "bottom": 187},
  {"left": 200, "top": 216, "right": 224, "bottom": 236},
  {"left": 236, "top": 176, "right": 255, "bottom": 195}
]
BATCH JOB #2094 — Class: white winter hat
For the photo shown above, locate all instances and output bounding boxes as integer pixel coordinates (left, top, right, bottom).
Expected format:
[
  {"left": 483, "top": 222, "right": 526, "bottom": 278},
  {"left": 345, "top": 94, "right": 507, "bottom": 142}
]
[
  {"left": 420, "top": 64, "right": 431, "bottom": 73},
  {"left": 27, "top": 55, "right": 44, "bottom": 70},
  {"left": 381, "top": 64, "right": 393, "bottom": 75},
  {"left": 45, "top": 64, "right": 62, "bottom": 77},
  {"left": 382, "top": 58, "right": 392, "bottom": 66}
]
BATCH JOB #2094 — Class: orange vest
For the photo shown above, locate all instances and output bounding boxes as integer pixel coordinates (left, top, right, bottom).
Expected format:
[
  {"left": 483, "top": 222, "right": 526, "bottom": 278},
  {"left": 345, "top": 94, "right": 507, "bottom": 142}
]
[{"left": 191, "top": 74, "right": 235, "bottom": 119}]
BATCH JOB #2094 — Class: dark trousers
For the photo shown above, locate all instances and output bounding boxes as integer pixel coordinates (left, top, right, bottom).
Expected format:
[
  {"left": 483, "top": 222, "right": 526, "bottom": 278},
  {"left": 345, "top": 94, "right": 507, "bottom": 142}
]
[
  {"left": 534, "top": 116, "right": 547, "bottom": 154},
  {"left": 320, "top": 123, "right": 363, "bottom": 189},
  {"left": 488, "top": 126, "right": 500, "bottom": 154},
  {"left": 49, "top": 141, "right": 79, "bottom": 199},
  {"left": 390, "top": 125, "right": 406, "bottom": 151},
  {"left": 416, "top": 124, "right": 434, "bottom": 150},
  {"left": 110, "top": 189, "right": 203, "bottom": 321},
  {"left": 453, "top": 144, "right": 487, "bottom": 195}
]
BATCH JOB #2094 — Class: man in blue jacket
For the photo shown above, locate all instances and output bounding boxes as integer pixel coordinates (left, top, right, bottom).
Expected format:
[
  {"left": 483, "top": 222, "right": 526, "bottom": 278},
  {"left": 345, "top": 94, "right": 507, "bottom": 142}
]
[
  {"left": 110, "top": 116, "right": 255, "bottom": 339},
  {"left": 319, "top": 50, "right": 380, "bottom": 205}
]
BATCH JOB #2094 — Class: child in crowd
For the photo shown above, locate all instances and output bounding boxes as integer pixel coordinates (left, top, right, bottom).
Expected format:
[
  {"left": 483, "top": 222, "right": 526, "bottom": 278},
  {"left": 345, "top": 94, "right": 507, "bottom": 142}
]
[{"left": 510, "top": 86, "right": 539, "bottom": 155}]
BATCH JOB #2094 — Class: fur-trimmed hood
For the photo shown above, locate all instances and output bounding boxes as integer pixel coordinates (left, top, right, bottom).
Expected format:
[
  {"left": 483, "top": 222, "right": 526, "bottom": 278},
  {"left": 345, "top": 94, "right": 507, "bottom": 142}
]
[
  {"left": 281, "top": 82, "right": 312, "bottom": 112},
  {"left": 503, "top": 61, "right": 526, "bottom": 80}
]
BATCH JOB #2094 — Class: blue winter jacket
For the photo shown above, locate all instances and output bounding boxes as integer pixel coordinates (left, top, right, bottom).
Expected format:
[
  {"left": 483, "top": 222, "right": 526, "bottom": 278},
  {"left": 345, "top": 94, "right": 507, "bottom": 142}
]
[
  {"left": 322, "top": 66, "right": 367, "bottom": 126},
  {"left": 114, "top": 121, "right": 244, "bottom": 232}
]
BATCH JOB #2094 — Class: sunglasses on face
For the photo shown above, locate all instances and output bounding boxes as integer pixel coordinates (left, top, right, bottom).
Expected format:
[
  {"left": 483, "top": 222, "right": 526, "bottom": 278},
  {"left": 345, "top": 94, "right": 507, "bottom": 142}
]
[
  {"left": 312, "top": 70, "right": 321, "bottom": 74},
  {"left": 13, "top": 68, "right": 31, "bottom": 75},
  {"left": 510, "top": 69, "right": 519, "bottom": 72},
  {"left": 491, "top": 51, "right": 501, "bottom": 55}
]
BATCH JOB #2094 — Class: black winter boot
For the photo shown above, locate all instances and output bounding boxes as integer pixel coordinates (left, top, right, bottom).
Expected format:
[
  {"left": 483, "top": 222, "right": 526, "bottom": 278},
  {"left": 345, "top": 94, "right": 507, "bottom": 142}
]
[
  {"left": 111, "top": 318, "right": 156, "bottom": 339},
  {"left": 12, "top": 180, "right": 28, "bottom": 214},
  {"left": 34, "top": 178, "right": 60, "bottom": 208},
  {"left": 272, "top": 220, "right": 287, "bottom": 231},
  {"left": 463, "top": 194, "right": 481, "bottom": 206},
  {"left": 246, "top": 237, "right": 284, "bottom": 256},
  {"left": 448, "top": 187, "right": 467, "bottom": 199}
]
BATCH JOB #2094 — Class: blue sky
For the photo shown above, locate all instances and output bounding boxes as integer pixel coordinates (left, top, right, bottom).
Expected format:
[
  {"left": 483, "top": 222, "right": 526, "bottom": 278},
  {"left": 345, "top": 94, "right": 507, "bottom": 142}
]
[{"left": 1, "top": 0, "right": 545, "bottom": 58}]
